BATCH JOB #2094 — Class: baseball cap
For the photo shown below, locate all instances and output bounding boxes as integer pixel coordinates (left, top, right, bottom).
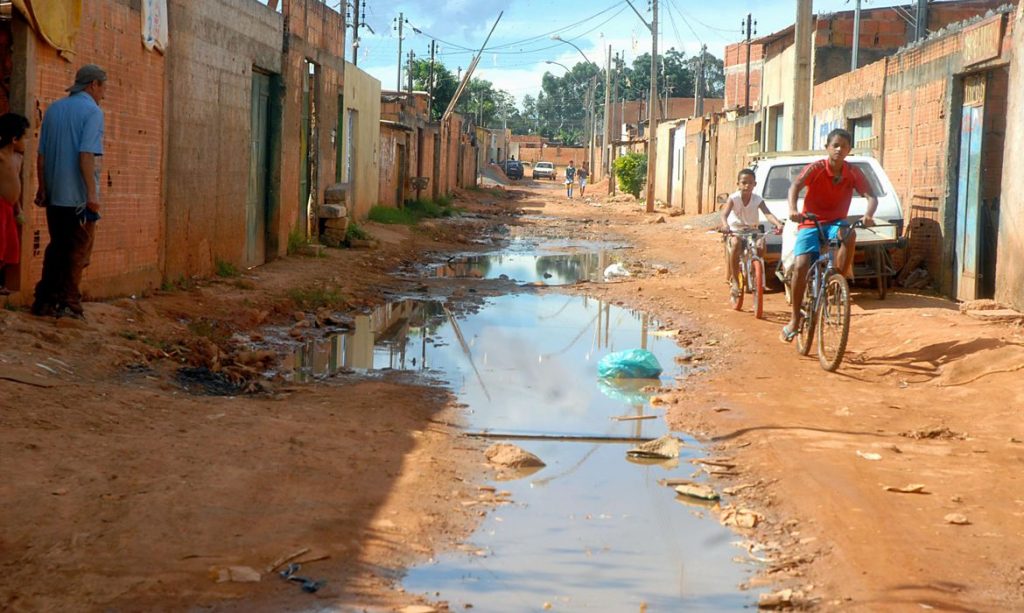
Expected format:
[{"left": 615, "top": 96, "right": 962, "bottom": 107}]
[{"left": 66, "top": 64, "right": 107, "bottom": 94}]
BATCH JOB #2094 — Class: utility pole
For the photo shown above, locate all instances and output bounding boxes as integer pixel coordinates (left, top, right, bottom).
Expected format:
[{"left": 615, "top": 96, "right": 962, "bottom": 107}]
[
  {"left": 695, "top": 44, "right": 706, "bottom": 117},
  {"left": 407, "top": 49, "right": 415, "bottom": 92},
  {"left": 350, "top": 0, "right": 360, "bottom": 65},
  {"left": 427, "top": 40, "right": 437, "bottom": 118},
  {"left": 609, "top": 52, "right": 621, "bottom": 196},
  {"left": 851, "top": 0, "right": 862, "bottom": 70},
  {"left": 394, "top": 12, "right": 405, "bottom": 91},
  {"left": 743, "top": 13, "right": 754, "bottom": 110},
  {"left": 791, "top": 0, "right": 812, "bottom": 151},
  {"left": 645, "top": 0, "right": 658, "bottom": 213},
  {"left": 603, "top": 45, "right": 611, "bottom": 183},
  {"left": 914, "top": 0, "right": 928, "bottom": 41}
]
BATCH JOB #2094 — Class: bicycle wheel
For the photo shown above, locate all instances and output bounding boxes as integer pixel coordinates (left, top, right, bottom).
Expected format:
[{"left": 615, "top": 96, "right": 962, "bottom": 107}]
[
  {"left": 796, "top": 269, "right": 818, "bottom": 356},
  {"left": 751, "top": 259, "right": 765, "bottom": 319},
  {"left": 730, "top": 266, "right": 745, "bottom": 311},
  {"left": 817, "top": 273, "right": 851, "bottom": 372}
]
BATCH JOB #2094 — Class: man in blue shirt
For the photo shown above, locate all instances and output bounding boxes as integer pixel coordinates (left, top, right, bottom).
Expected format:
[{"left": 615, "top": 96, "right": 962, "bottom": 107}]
[{"left": 32, "top": 64, "right": 106, "bottom": 319}]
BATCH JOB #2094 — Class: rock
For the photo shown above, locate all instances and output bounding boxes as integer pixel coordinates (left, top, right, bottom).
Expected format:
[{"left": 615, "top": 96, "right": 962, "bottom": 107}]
[
  {"left": 855, "top": 450, "right": 882, "bottom": 461},
  {"left": 484, "top": 443, "right": 546, "bottom": 468},
  {"left": 759, "top": 588, "right": 798, "bottom": 609},
  {"left": 944, "top": 513, "right": 970, "bottom": 525},
  {"left": 627, "top": 435, "right": 684, "bottom": 459},
  {"left": 324, "top": 216, "right": 349, "bottom": 230},
  {"left": 649, "top": 216, "right": 666, "bottom": 224},
  {"left": 318, "top": 204, "right": 348, "bottom": 218},
  {"left": 882, "top": 484, "right": 928, "bottom": 494},
  {"left": 964, "top": 309, "right": 1023, "bottom": 324},
  {"left": 675, "top": 483, "right": 720, "bottom": 501},
  {"left": 323, "top": 183, "right": 348, "bottom": 204},
  {"left": 720, "top": 507, "right": 763, "bottom": 529}
]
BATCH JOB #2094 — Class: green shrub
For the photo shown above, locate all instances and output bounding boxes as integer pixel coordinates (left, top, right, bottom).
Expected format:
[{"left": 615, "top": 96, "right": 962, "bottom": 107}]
[
  {"left": 368, "top": 205, "right": 418, "bottom": 225},
  {"left": 215, "top": 258, "right": 239, "bottom": 278},
  {"left": 613, "top": 152, "right": 648, "bottom": 198},
  {"left": 286, "top": 227, "right": 307, "bottom": 255},
  {"left": 346, "top": 221, "right": 371, "bottom": 241}
]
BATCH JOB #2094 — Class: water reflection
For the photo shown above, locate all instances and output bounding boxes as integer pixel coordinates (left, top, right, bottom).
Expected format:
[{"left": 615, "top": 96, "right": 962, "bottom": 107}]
[{"left": 435, "top": 252, "right": 612, "bottom": 285}]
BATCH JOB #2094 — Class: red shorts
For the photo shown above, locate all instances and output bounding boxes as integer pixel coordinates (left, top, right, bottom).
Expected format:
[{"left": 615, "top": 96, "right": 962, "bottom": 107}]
[{"left": 0, "top": 196, "right": 19, "bottom": 266}]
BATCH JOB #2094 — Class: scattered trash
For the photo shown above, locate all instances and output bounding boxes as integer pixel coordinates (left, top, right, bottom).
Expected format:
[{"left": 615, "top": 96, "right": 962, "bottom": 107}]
[
  {"left": 759, "top": 588, "right": 803, "bottom": 609},
  {"left": 856, "top": 450, "right": 882, "bottom": 461},
  {"left": 883, "top": 484, "right": 929, "bottom": 494},
  {"left": 279, "top": 563, "right": 325, "bottom": 593},
  {"left": 723, "top": 483, "right": 758, "bottom": 496},
  {"left": 899, "top": 427, "right": 967, "bottom": 440},
  {"left": 597, "top": 349, "right": 663, "bottom": 379},
  {"left": 675, "top": 483, "right": 720, "bottom": 501},
  {"left": 603, "top": 262, "right": 631, "bottom": 279},
  {"left": 212, "top": 565, "right": 261, "bottom": 583},
  {"left": 627, "top": 434, "right": 684, "bottom": 459},
  {"left": 400, "top": 606, "right": 438, "bottom": 613},
  {"left": 484, "top": 443, "right": 546, "bottom": 468},
  {"left": 611, "top": 414, "right": 656, "bottom": 421},
  {"left": 944, "top": 513, "right": 970, "bottom": 525},
  {"left": 720, "top": 507, "right": 763, "bottom": 529},
  {"left": 266, "top": 547, "right": 310, "bottom": 573}
]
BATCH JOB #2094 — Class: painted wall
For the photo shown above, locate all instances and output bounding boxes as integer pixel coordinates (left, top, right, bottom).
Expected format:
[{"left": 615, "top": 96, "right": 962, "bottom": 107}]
[
  {"left": 13, "top": 0, "right": 165, "bottom": 300},
  {"left": 164, "top": 0, "right": 283, "bottom": 280},
  {"left": 995, "top": 3, "right": 1024, "bottom": 310},
  {"left": 340, "top": 63, "right": 381, "bottom": 219},
  {"left": 760, "top": 44, "right": 795, "bottom": 151}
]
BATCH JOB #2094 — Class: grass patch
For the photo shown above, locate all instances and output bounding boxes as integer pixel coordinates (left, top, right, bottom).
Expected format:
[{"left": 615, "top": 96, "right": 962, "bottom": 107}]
[
  {"left": 346, "top": 221, "right": 371, "bottom": 241},
  {"left": 287, "top": 227, "right": 307, "bottom": 255},
  {"left": 215, "top": 258, "right": 240, "bottom": 278},
  {"left": 287, "top": 285, "right": 345, "bottom": 310},
  {"left": 368, "top": 205, "right": 418, "bottom": 225},
  {"left": 368, "top": 197, "right": 459, "bottom": 226}
]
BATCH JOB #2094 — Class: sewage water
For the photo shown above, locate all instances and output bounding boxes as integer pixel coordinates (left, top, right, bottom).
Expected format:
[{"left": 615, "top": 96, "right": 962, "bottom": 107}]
[
  {"left": 434, "top": 252, "right": 611, "bottom": 285},
  {"left": 284, "top": 293, "right": 753, "bottom": 610}
]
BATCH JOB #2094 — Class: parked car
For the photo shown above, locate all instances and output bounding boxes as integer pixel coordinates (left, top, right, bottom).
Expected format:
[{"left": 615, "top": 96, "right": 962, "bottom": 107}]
[
  {"left": 532, "top": 161, "right": 556, "bottom": 180},
  {"left": 504, "top": 160, "right": 523, "bottom": 180},
  {"left": 748, "top": 154, "right": 903, "bottom": 268}
]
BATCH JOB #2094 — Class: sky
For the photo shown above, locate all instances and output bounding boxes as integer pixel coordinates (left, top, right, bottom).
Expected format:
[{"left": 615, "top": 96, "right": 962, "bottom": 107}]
[{"left": 347, "top": 0, "right": 924, "bottom": 104}]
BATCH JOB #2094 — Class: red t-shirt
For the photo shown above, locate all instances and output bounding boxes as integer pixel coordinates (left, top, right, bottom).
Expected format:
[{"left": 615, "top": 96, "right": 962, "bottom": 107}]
[{"left": 795, "top": 160, "right": 872, "bottom": 228}]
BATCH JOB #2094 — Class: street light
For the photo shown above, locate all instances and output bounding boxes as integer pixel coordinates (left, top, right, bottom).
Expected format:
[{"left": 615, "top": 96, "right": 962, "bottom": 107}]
[{"left": 549, "top": 36, "right": 599, "bottom": 176}]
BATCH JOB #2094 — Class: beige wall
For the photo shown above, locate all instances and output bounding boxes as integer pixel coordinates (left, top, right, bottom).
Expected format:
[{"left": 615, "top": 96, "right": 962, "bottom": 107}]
[
  {"left": 654, "top": 120, "right": 678, "bottom": 205},
  {"left": 996, "top": 3, "right": 1024, "bottom": 310},
  {"left": 761, "top": 45, "right": 795, "bottom": 152},
  {"left": 341, "top": 63, "right": 382, "bottom": 218}
]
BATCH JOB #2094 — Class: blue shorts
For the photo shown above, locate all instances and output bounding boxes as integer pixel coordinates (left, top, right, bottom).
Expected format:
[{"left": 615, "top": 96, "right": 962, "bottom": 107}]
[{"left": 793, "top": 222, "right": 845, "bottom": 260}]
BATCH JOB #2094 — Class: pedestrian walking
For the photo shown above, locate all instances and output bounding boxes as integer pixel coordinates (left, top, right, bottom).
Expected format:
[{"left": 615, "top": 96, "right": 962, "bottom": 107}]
[
  {"left": 32, "top": 64, "right": 107, "bottom": 319},
  {"left": 0, "top": 113, "right": 29, "bottom": 295},
  {"left": 564, "top": 160, "right": 576, "bottom": 199},
  {"left": 577, "top": 164, "right": 589, "bottom": 198}
]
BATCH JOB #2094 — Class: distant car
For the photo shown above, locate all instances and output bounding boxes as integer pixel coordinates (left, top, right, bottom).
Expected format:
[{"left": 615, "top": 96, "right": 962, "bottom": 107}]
[
  {"left": 532, "top": 161, "right": 556, "bottom": 180},
  {"left": 504, "top": 160, "right": 523, "bottom": 180}
]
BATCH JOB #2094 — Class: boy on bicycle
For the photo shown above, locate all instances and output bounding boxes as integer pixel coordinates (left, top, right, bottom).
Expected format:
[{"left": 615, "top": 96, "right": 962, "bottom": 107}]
[
  {"left": 720, "top": 168, "right": 784, "bottom": 299},
  {"left": 780, "top": 128, "right": 878, "bottom": 343}
]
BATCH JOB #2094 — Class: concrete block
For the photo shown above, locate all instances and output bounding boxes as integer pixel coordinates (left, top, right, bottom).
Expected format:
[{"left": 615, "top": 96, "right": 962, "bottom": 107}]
[
  {"left": 319, "top": 204, "right": 348, "bottom": 218},
  {"left": 324, "top": 183, "right": 349, "bottom": 204},
  {"left": 324, "top": 217, "right": 350, "bottom": 231}
]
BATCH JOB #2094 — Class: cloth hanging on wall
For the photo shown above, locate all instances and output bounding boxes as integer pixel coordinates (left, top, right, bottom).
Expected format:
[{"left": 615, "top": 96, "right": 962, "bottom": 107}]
[
  {"left": 13, "top": 0, "right": 81, "bottom": 61},
  {"left": 141, "top": 0, "right": 168, "bottom": 53}
]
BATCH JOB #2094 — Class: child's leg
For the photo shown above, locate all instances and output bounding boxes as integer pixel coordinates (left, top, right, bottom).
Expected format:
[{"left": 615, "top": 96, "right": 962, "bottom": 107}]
[{"left": 727, "top": 238, "right": 741, "bottom": 286}]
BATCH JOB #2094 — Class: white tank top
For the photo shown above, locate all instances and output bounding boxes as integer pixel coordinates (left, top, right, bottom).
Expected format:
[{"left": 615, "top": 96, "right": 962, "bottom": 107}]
[{"left": 727, "top": 191, "right": 764, "bottom": 229}]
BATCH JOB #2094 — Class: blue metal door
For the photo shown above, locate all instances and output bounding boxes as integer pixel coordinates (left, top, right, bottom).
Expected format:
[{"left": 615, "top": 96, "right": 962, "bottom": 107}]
[
  {"left": 246, "top": 72, "right": 270, "bottom": 267},
  {"left": 954, "top": 75, "right": 985, "bottom": 301}
]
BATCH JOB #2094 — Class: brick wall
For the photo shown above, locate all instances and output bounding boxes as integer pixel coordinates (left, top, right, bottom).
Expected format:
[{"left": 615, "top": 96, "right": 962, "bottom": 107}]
[
  {"left": 995, "top": 3, "right": 1024, "bottom": 309},
  {"left": 811, "top": 57, "right": 887, "bottom": 150},
  {"left": 713, "top": 113, "right": 759, "bottom": 205},
  {"left": 19, "top": 0, "right": 165, "bottom": 299},
  {"left": 164, "top": 0, "right": 283, "bottom": 279}
]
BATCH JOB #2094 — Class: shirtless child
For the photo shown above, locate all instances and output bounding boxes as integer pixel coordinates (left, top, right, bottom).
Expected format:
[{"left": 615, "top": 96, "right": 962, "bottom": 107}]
[{"left": 0, "top": 113, "right": 29, "bottom": 295}]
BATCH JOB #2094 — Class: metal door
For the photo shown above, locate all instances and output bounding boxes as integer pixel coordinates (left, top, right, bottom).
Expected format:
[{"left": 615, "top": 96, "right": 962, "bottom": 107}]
[
  {"left": 954, "top": 75, "right": 985, "bottom": 301},
  {"left": 245, "top": 72, "right": 271, "bottom": 267}
]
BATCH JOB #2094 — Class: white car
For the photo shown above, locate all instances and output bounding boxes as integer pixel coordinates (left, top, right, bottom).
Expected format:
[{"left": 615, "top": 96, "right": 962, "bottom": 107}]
[
  {"left": 532, "top": 161, "right": 557, "bottom": 180},
  {"left": 748, "top": 154, "right": 903, "bottom": 267}
]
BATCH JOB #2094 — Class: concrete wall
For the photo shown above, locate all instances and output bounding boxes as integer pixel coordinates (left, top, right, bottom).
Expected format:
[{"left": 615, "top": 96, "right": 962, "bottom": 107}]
[
  {"left": 654, "top": 120, "right": 677, "bottom": 205},
  {"left": 760, "top": 44, "right": 795, "bottom": 151},
  {"left": 340, "top": 63, "right": 381, "bottom": 219},
  {"left": 164, "top": 0, "right": 283, "bottom": 280},
  {"left": 13, "top": 0, "right": 165, "bottom": 300},
  {"left": 713, "top": 112, "right": 760, "bottom": 204},
  {"left": 378, "top": 124, "right": 409, "bottom": 208},
  {"left": 996, "top": 3, "right": 1024, "bottom": 310}
]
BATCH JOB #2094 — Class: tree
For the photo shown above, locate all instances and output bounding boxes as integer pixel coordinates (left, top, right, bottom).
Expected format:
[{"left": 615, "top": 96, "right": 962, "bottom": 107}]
[{"left": 411, "top": 58, "right": 457, "bottom": 121}]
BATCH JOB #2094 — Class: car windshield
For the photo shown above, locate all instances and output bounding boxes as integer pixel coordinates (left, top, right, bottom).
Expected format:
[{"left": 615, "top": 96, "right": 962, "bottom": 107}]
[
  {"left": 762, "top": 162, "right": 887, "bottom": 199},
  {"left": 537, "top": 163, "right": 552, "bottom": 169}
]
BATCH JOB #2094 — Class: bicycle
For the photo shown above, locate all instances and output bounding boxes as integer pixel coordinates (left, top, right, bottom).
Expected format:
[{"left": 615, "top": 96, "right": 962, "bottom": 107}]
[
  {"left": 721, "top": 225, "right": 770, "bottom": 319},
  {"left": 786, "top": 214, "right": 863, "bottom": 372}
]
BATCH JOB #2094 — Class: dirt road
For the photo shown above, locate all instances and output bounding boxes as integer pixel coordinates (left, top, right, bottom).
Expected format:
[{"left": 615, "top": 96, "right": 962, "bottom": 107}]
[{"left": 2, "top": 182, "right": 1022, "bottom": 611}]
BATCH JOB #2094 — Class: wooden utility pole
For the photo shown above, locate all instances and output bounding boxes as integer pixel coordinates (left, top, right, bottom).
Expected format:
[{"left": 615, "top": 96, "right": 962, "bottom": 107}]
[
  {"left": 744, "top": 13, "right": 754, "bottom": 110},
  {"left": 407, "top": 49, "right": 415, "bottom": 92},
  {"left": 852, "top": 0, "right": 862, "bottom": 70},
  {"left": 791, "top": 0, "right": 812, "bottom": 151},
  {"left": 644, "top": 0, "right": 658, "bottom": 213},
  {"left": 351, "top": 0, "right": 361, "bottom": 65},
  {"left": 695, "top": 44, "right": 706, "bottom": 117},
  {"left": 428, "top": 40, "right": 437, "bottom": 118},
  {"left": 914, "top": 0, "right": 928, "bottom": 41},
  {"left": 394, "top": 12, "right": 405, "bottom": 91},
  {"left": 603, "top": 45, "right": 612, "bottom": 183},
  {"left": 609, "top": 52, "right": 621, "bottom": 195}
]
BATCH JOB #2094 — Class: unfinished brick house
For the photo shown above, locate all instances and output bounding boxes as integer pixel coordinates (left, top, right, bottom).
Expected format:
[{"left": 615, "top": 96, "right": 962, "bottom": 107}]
[{"left": 3, "top": 0, "right": 385, "bottom": 303}]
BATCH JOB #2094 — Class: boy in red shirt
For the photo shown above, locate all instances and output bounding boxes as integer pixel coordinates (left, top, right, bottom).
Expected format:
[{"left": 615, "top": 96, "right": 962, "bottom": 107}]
[{"left": 781, "top": 128, "right": 878, "bottom": 342}]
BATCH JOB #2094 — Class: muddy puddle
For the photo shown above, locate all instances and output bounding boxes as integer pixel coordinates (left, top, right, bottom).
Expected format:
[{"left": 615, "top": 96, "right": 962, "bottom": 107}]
[
  {"left": 280, "top": 290, "right": 753, "bottom": 609},
  {"left": 432, "top": 249, "right": 628, "bottom": 285}
]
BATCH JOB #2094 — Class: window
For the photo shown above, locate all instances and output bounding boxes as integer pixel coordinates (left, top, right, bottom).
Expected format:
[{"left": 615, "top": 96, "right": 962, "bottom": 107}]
[
  {"left": 849, "top": 116, "right": 873, "bottom": 147},
  {"left": 762, "top": 162, "right": 886, "bottom": 200}
]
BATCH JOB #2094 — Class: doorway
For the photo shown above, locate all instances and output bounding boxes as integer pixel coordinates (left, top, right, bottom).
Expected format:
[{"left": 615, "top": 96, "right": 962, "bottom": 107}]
[
  {"left": 245, "top": 70, "right": 272, "bottom": 268},
  {"left": 300, "top": 60, "right": 319, "bottom": 237},
  {"left": 953, "top": 69, "right": 1006, "bottom": 301}
]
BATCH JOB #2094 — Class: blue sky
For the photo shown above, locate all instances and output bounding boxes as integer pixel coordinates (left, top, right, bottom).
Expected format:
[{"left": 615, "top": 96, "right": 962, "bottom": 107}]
[{"left": 349, "top": 0, "right": 921, "bottom": 102}]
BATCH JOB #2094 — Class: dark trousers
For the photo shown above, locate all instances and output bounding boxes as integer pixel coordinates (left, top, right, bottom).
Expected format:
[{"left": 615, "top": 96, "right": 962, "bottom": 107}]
[{"left": 33, "top": 206, "right": 96, "bottom": 314}]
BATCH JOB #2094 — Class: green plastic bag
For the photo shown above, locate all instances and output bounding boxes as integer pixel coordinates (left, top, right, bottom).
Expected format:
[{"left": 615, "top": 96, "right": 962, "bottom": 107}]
[{"left": 597, "top": 349, "right": 663, "bottom": 379}]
